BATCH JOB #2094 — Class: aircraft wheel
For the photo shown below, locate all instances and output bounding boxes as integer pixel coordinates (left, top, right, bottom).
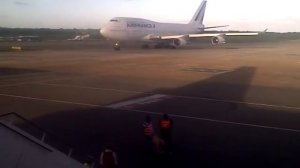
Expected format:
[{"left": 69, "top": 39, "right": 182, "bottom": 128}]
[
  {"left": 141, "top": 44, "right": 149, "bottom": 49},
  {"left": 114, "top": 42, "right": 121, "bottom": 51},
  {"left": 169, "top": 45, "right": 177, "bottom": 49},
  {"left": 154, "top": 44, "right": 162, "bottom": 49}
]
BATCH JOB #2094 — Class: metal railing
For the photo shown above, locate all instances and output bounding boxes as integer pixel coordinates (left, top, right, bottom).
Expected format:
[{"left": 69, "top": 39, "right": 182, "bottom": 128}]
[{"left": 0, "top": 112, "right": 87, "bottom": 162}]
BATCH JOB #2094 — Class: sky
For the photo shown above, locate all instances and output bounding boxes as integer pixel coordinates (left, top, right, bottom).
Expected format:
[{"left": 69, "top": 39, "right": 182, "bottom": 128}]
[{"left": 1, "top": 0, "right": 300, "bottom": 32}]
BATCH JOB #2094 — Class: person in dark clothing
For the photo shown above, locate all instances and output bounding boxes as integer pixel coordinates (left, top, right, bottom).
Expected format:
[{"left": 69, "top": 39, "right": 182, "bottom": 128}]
[
  {"left": 159, "top": 114, "right": 173, "bottom": 153},
  {"left": 100, "top": 146, "right": 118, "bottom": 168},
  {"left": 152, "top": 134, "right": 165, "bottom": 155}
]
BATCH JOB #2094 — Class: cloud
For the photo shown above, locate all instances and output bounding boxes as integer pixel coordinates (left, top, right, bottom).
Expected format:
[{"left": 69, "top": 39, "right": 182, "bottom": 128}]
[{"left": 14, "top": 1, "right": 30, "bottom": 6}]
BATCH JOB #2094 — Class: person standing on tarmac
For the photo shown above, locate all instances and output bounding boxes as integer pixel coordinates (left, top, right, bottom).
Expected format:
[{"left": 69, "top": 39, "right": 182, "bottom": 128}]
[
  {"left": 152, "top": 134, "right": 165, "bottom": 155},
  {"left": 142, "top": 115, "right": 154, "bottom": 153},
  {"left": 100, "top": 145, "right": 118, "bottom": 168},
  {"left": 159, "top": 114, "right": 173, "bottom": 153}
]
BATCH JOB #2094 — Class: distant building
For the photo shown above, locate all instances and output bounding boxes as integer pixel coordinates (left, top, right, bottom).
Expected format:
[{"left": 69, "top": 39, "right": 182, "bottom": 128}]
[
  {"left": 0, "top": 37, "right": 16, "bottom": 42},
  {"left": 17, "top": 36, "right": 41, "bottom": 42}
]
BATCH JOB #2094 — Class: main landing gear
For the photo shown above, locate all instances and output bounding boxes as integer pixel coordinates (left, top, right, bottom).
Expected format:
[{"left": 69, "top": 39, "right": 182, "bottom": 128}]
[
  {"left": 154, "top": 43, "right": 177, "bottom": 49},
  {"left": 141, "top": 44, "right": 150, "bottom": 49}
]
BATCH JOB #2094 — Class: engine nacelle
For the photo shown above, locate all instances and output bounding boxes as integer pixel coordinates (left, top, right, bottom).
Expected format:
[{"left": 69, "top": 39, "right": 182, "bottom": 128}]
[
  {"left": 211, "top": 36, "right": 226, "bottom": 45},
  {"left": 172, "top": 38, "right": 188, "bottom": 47}
]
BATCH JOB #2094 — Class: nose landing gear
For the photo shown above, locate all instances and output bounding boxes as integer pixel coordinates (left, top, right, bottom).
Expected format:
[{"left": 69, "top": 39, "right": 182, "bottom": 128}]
[{"left": 113, "top": 42, "right": 121, "bottom": 51}]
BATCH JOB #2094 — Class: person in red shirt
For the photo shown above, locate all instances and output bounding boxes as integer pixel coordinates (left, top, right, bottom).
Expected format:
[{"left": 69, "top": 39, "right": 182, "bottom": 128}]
[
  {"left": 142, "top": 115, "right": 154, "bottom": 154},
  {"left": 159, "top": 114, "right": 173, "bottom": 153},
  {"left": 143, "top": 115, "right": 154, "bottom": 137}
]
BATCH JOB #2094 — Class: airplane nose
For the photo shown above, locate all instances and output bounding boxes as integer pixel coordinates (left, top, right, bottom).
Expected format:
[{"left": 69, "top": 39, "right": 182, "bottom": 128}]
[{"left": 100, "top": 27, "right": 106, "bottom": 36}]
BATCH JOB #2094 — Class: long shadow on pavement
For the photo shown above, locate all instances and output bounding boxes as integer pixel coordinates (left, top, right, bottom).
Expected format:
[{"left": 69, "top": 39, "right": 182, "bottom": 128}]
[{"left": 25, "top": 66, "right": 300, "bottom": 168}]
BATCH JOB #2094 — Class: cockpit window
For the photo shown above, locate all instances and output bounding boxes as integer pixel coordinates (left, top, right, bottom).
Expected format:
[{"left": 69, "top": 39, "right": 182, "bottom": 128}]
[{"left": 110, "top": 19, "right": 118, "bottom": 22}]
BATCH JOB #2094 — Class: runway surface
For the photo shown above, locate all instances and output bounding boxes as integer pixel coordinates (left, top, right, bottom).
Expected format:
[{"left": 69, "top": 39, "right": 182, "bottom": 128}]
[{"left": 0, "top": 40, "right": 300, "bottom": 167}]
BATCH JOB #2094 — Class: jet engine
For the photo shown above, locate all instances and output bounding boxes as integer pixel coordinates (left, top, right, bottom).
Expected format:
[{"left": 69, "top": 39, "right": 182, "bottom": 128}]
[
  {"left": 172, "top": 38, "right": 187, "bottom": 47},
  {"left": 211, "top": 36, "right": 226, "bottom": 45}
]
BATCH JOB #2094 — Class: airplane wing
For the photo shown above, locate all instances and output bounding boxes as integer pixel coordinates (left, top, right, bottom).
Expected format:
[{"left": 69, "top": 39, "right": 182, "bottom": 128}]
[
  {"left": 151, "top": 29, "right": 267, "bottom": 40},
  {"left": 161, "top": 32, "right": 261, "bottom": 40},
  {"left": 144, "top": 29, "right": 267, "bottom": 46},
  {"left": 188, "top": 32, "right": 259, "bottom": 38}
]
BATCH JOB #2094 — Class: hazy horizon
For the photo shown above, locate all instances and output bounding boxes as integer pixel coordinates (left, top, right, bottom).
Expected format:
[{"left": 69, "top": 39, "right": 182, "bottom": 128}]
[{"left": 1, "top": 0, "right": 300, "bottom": 32}]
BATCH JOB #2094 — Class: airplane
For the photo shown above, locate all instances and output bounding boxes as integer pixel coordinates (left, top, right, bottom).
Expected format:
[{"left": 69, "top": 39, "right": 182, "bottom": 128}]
[
  {"left": 100, "top": 0, "right": 265, "bottom": 50},
  {"left": 68, "top": 34, "right": 90, "bottom": 41}
]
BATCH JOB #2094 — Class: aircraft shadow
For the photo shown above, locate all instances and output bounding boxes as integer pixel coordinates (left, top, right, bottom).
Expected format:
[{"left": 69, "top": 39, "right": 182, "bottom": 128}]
[{"left": 18, "top": 66, "right": 300, "bottom": 168}]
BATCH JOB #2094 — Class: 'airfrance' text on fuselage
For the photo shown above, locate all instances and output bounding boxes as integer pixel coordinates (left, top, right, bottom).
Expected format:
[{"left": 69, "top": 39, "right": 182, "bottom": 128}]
[{"left": 127, "top": 22, "right": 156, "bottom": 29}]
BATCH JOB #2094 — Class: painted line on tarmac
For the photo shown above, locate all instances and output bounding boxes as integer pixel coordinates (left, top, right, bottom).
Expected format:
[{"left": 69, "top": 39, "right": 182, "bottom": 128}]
[
  {"left": 0, "top": 92, "right": 300, "bottom": 133},
  {"left": 33, "top": 76, "right": 86, "bottom": 84},
  {"left": 175, "top": 95, "right": 300, "bottom": 111},
  {"left": 0, "top": 83, "right": 29, "bottom": 88},
  {"left": 0, "top": 93, "right": 99, "bottom": 107},
  {"left": 36, "top": 83, "right": 146, "bottom": 94},
  {"left": 0, "top": 72, "right": 47, "bottom": 79},
  {"left": 34, "top": 83, "right": 300, "bottom": 111},
  {"left": 0, "top": 76, "right": 84, "bottom": 88},
  {"left": 122, "top": 108, "right": 300, "bottom": 133},
  {"left": 107, "top": 94, "right": 171, "bottom": 108}
]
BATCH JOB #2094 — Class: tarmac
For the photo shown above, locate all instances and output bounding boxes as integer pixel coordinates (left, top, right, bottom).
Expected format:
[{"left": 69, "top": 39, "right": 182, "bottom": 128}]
[{"left": 0, "top": 40, "right": 300, "bottom": 167}]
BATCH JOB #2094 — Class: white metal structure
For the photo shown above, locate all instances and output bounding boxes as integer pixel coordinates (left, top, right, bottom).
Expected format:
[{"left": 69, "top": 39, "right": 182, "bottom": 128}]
[
  {"left": 0, "top": 113, "right": 86, "bottom": 168},
  {"left": 100, "top": 0, "right": 264, "bottom": 50}
]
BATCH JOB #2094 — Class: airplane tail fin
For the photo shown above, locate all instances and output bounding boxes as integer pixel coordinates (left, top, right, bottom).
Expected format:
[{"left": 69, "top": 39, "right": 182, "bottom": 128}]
[{"left": 189, "top": 0, "right": 207, "bottom": 25}]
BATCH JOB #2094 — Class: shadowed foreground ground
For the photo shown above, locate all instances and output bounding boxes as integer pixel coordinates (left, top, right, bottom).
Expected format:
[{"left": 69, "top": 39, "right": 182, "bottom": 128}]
[{"left": 0, "top": 40, "right": 300, "bottom": 167}]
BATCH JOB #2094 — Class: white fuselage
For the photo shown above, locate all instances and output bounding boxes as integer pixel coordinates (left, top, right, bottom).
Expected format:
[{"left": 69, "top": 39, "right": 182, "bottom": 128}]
[
  {"left": 99, "top": 1, "right": 261, "bottom": 49},
  {"left": 100, "top": 17, "right": 204, "bottom": 42}
]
